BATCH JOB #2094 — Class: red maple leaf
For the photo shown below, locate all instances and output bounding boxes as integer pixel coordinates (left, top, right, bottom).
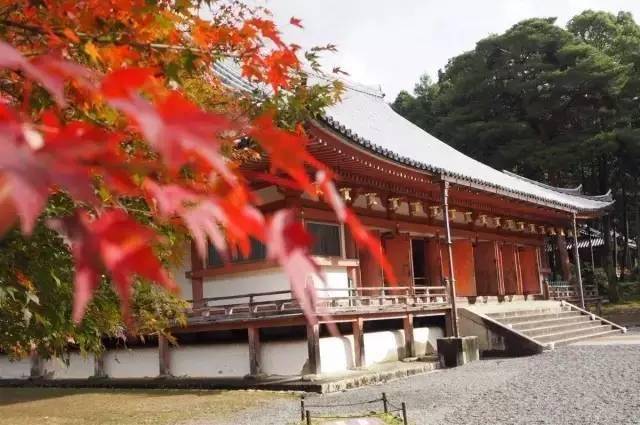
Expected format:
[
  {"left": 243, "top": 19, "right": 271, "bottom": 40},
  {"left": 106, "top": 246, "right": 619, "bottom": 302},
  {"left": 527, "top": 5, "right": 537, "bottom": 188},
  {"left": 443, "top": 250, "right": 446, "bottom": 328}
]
[
  {"left": 48, "top": 210, "right": 177, "bottom": 322},
  {"left": 289, "top": 17, "right": 304, "bottom": 28}
]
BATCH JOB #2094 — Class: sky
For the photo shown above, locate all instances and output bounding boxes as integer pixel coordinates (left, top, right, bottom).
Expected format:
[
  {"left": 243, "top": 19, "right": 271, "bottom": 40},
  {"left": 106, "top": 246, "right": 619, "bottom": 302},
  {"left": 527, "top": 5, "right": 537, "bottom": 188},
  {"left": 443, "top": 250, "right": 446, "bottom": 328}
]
[{"left": 252, "top": 0, "right": 640, "bottom": 99}]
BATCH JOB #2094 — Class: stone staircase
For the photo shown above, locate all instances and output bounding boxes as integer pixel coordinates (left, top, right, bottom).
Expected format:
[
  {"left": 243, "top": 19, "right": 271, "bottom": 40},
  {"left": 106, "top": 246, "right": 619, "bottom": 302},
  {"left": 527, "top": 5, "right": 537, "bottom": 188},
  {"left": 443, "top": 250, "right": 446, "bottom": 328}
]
[{"left": 485, "top": 303, "right": 624, "bottom": 348}]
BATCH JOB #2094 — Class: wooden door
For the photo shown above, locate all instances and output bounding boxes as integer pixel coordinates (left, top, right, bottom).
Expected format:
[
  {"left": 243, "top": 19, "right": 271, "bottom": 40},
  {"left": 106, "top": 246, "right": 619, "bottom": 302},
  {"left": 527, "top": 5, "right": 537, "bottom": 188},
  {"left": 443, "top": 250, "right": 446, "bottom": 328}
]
[
  {"left": 359, "top": 230, "right": 384, "bottom": 289},
  {"left": 424, "top": 238, "right": 443, "bottom": 286},
  {"left": 501, "top": 244, "right": 522, "bottom": 295},
  {"left": 520, "top": 246, "right": 542, "bottom": 294},
  {"left": 383, "top": 233, "right": 413, "bottom": 288},
  {"left": 474, "top": 241, "right": 502, "bottom": 296},
  {"left": 452, "top": 240, "right": 477, "bottom": 297}
]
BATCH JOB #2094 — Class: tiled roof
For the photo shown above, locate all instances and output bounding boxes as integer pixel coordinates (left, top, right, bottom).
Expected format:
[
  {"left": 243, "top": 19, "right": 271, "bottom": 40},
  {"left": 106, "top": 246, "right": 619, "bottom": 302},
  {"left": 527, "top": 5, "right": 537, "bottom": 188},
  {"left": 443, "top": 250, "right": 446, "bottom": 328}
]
[{"left": 213, "top": 61, "right": 614, "bottom": 213}]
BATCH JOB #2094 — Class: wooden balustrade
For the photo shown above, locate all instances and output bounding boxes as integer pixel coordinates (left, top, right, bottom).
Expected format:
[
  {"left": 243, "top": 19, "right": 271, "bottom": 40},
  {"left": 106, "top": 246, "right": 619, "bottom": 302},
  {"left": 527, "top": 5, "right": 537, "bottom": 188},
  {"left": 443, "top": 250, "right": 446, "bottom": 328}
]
[
  {"left": 188, "top": 285, "right": 449, "bottom": 321},
  {"left": 547, "top": 280, "right": 601, "bottom": 307}
]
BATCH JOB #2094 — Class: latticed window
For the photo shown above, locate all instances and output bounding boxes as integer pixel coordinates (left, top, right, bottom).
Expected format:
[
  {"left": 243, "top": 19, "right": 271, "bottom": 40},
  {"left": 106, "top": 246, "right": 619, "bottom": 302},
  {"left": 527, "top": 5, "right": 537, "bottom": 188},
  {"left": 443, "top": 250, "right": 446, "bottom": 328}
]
[
  {"left": 307, "top": 222, "right": 342, "bottom": 257},
  {"left": 207, "top": 238, "right": 267, "bottom": 267}
]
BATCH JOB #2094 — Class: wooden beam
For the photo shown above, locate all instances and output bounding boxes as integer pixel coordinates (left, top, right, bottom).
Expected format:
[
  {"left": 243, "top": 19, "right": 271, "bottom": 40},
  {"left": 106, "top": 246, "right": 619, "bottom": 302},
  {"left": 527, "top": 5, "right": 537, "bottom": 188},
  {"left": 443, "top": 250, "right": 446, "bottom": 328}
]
[
  {"left": 352, "top": 318, "right": 365, "bottom": 368},
  {"left": 158, "top": 335, "right": 171, "bottom": 377},
  {"left": 403, "top": 314, "right": 415, "bottom": 358},
  {"left": 306, "top": 323, "right": 321, "bottom": 375},
  {"left": 247, "top": 327, "right": 262, "bottom": 376}
]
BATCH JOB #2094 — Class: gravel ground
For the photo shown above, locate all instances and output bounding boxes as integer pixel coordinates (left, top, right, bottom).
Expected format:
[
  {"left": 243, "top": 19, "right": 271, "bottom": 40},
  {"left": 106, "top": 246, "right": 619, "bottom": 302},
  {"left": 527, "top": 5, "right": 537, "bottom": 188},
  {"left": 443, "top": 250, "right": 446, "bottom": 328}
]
[{"left": 212, "top": 342, "right": 640, "bottom": 425}]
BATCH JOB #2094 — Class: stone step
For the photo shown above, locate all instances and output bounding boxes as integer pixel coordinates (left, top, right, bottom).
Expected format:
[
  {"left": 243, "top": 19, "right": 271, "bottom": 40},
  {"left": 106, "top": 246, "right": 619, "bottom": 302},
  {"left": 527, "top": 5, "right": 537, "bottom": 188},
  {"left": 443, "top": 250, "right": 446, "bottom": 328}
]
[
  {"left": 544, "top": 329, "right": 622, "bottom": 348},
  {"left": 511, "top": 315, "right": 592, "bottom": 330},
  {"left": 498, "top": 311, "right": 581, "bottom": 325},
  {"left": 486, "top": 308, "right": 566, "bottom": 319},
  {"left": 535, "top": 324, "right": 615, "bottom": 344},
  {"left": 521, "top": 320, "right": 603, "bottom": 338}
]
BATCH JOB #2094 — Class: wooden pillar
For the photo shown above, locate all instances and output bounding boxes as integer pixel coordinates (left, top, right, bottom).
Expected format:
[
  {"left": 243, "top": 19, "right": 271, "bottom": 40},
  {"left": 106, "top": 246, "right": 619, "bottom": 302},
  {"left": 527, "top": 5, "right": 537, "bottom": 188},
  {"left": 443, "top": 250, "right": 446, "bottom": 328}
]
[
  {"left": 306, "top": 323, "right": 321, "bottom": 375},
  {"left": 190, "top": 243, "right": 204, "bottom": 308},
  {"left": 158, "top": 334, "right": 171, "bottom": 377},
  {"left": 572, "top": 213, "right": 585, "bottom": 308},
  {"left": 93, "top": 352, "right": 106, "bottom": 378},
  {"left": 441, "top": 180, "right": 460, "bottom": 338},
  {"left": 403, "top": 314, "right": 415, "bottom": 358},
  {"left": 352, "top": 318, "right": 365, "bottom": 368},
  {"left": 248, "top": 327, "right": 262, "bottom": 376}
]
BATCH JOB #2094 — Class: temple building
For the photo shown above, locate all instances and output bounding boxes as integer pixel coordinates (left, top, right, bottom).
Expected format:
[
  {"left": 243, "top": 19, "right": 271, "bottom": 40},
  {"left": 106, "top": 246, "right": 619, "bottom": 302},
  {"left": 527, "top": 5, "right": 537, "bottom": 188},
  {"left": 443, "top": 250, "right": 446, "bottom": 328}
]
[{"left": 0, "top": 65, "right": 626, "bottom": 384}]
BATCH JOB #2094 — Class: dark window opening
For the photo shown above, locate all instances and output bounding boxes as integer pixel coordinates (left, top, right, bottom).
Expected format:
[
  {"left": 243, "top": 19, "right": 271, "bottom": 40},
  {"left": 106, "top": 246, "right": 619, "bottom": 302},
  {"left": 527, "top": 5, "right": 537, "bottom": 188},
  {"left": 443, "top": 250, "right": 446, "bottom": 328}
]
[
  {"left": 307, "top": 222, "right": 341, "bottom": 257},
  {"left": 412, "top": 239, "right": 426, "bottom": 286},
  {"left": 207, "top": 237, "right": 266, "bottom": 267}
]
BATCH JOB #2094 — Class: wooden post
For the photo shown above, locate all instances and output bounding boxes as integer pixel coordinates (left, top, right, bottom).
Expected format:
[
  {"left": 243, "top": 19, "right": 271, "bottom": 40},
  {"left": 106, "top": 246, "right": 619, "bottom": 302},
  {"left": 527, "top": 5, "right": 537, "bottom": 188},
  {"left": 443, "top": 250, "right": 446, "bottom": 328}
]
[
  {"left": 352, "top": 318, "right": 365, "bottom": 368},
  {"left": 382, "top": 392, "right": 389, "bottom": 413},
  {"left": 306, "top": 323, "right": 321, "bottom": 375},
  {"left": 190, "top": 243, "right": 204, "bottom": 308},
  {"left": 572, "top": 213, "right": 585, "bottom": 309},
  {"left": 441, "top": 180, "right": 460, "bottom": 337},
  {"left": 403, "top": 314, "right": 414, "bottom": 358},
  {"left": 29, "top": 350, "right": 43, "bottom": 379},
  {"left": 248, "top": 327, "right": 262, "bottom": 376},
  {"left": 93, "top": 352, "right": 106, "bottom": 378},
  {"left": 402, "top": 402, "right": 408, "bottom": 425},
  {"left": 158, "top": 334, "right": 171, "bottom": 377}
]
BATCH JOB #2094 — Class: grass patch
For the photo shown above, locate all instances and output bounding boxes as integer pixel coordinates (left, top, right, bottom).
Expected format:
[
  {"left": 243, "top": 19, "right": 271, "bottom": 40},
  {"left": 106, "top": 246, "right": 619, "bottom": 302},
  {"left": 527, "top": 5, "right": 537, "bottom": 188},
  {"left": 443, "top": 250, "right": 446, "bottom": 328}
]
[
  {"left": 302, "top": 412, "right": 404, "bottom": 424},
  {"left": 0, "top": 387, "right": 293, "bottom": 425},
  {"left": 601, "top": 298, "right": 640, "bottom": 314}
]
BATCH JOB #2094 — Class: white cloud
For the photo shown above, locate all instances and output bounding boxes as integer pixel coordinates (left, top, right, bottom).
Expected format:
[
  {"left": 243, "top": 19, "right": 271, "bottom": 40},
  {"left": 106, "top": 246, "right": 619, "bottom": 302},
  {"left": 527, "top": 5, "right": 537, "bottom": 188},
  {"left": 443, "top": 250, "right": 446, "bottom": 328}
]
[{"left": 255, "top": 0, "right": 640, "bottom": 99}]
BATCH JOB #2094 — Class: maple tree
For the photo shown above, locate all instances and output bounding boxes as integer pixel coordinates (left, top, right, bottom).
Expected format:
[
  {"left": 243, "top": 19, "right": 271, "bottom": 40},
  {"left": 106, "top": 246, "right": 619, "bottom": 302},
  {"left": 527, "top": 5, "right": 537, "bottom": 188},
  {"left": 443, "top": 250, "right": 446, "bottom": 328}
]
[{"left": 0, "top": 0, "right": 394, "bottom": 357}]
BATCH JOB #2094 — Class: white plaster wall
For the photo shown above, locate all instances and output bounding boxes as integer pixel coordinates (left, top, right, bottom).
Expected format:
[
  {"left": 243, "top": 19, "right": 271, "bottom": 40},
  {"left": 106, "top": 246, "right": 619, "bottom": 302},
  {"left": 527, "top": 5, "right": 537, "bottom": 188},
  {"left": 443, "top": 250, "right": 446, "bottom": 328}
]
[
  {"left": 43, "top": 353, "right": 94, "bottom": 379},
  {"left": 363, "top": 330, "right": 405, "bottom": 366},
  {"left": 204, "top": 266, "right": 350, "bottom": 302},
  {"left": 170, "top": 344, "right": 249, "bottom": 377},
  {"left": 0, "top": 357, "right": 31, "bottom": 379},
  {"left": 319, "top": 335, "right": 355, "bottom": 374},
  {"left": 414, "top": 326, "right": 444, "bottom": 356},
  {"left": 104, "top": 348, "right": 159, "bottom": 378},
  {"left": 261, "top": 340, "right": 308, "bottom": 376},
  {"left": 313, "top": 266, "right": 350, "bottom": 298}
]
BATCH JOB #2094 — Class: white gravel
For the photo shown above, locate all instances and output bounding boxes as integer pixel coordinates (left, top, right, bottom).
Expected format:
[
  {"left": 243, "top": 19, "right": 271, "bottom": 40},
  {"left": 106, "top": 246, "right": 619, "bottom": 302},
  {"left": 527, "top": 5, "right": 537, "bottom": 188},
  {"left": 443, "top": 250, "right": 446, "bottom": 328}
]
[{"left": 211, "top": 342, "right": 640, "bottom": 425}]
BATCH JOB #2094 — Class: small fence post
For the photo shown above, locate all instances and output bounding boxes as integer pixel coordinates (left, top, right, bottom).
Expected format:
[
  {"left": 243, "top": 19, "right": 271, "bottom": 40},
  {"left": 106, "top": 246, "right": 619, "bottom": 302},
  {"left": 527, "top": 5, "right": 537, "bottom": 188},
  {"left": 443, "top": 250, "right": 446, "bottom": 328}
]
[
  {"left": 305, "top": 410, "right": 311, "bottom": 425},
  {"left": 300, "top": 397, "right": 305, "bottom": 421},
  {"left": 401, "top": 402, "right": 408, "bottom": 425},
  {"left": 382, "top": 392, "right": 388, "bottom": 414}
]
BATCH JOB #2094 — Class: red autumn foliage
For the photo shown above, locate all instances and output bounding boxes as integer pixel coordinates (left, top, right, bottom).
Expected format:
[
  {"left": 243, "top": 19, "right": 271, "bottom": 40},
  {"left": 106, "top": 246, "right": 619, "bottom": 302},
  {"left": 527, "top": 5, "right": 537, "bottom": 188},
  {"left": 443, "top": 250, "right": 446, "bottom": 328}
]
[{"left": 0, "top": 0, "right": 395, "bottom": 328}]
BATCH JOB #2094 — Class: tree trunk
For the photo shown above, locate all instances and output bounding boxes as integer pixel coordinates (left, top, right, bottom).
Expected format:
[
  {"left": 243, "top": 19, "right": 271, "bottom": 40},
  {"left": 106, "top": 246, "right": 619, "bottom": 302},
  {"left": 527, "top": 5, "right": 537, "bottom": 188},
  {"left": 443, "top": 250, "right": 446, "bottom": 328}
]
[
  {"left": 622, "top": 183, "right": 630, "bottom": 280},
  {"left": 599, "top": 156, "right": 619, "bottom": 302},
  {"left": 556, "top": 236, "right": 572, "bottom": 281}
]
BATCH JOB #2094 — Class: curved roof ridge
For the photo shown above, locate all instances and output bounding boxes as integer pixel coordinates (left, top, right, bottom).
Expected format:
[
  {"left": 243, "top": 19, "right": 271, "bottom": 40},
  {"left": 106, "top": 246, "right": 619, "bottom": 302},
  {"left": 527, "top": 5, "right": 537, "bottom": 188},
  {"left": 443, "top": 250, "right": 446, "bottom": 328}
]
[{"left": 502, "top": 170, "right": 585, "bottom": 195}]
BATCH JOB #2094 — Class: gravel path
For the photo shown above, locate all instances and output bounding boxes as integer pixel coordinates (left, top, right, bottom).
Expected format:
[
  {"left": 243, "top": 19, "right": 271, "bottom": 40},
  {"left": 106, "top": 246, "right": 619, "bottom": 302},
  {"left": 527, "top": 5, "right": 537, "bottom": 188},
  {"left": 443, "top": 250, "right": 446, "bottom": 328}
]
[{"left": 211, "top": 342, "right": 640, "bottom": 425}]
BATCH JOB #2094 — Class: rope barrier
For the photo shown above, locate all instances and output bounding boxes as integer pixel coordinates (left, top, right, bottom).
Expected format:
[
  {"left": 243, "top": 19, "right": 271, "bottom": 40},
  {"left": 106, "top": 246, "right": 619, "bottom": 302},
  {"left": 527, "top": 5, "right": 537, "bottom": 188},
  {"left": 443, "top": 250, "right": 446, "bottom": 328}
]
[
  {"left": 301, "top": 392, "right": 409, "bottom": 424},
  {"left": 303, "top": 398, "right": 383, "bottom": 408}
]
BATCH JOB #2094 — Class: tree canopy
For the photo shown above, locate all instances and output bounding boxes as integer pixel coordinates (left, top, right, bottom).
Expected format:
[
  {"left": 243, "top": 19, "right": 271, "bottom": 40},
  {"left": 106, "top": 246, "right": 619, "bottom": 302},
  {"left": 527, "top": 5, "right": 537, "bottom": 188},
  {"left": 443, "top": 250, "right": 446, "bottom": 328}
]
[{"left": 393, "top": 10, "right": 640, "bottom": 291}]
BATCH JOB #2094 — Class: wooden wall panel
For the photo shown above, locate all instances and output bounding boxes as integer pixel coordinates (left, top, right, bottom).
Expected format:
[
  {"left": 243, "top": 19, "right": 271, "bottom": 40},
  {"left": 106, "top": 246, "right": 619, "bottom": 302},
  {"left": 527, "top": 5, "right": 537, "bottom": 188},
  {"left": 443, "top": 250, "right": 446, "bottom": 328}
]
[
  {"left": 520, "top": 246, "right": 542, "bottom": 294},
  {"left": 501, "top": 244, "right": 521, "bottom": 295},
  {"left": 358, "top": 230, "right": 384, "bottom": 288},
  {"left": 452, "top": 240, "right": 477, "bottom": 297},
  {"left": 383, "top": 233, "right": 413, "bottom": 287},
  {"left": 474, "top": 241, "right": 501, "bottom": 296}
]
